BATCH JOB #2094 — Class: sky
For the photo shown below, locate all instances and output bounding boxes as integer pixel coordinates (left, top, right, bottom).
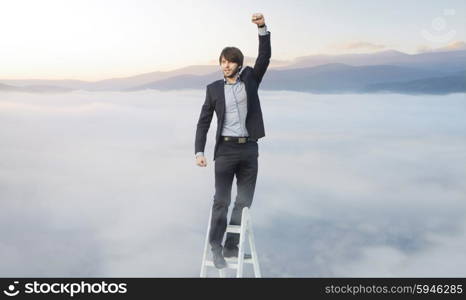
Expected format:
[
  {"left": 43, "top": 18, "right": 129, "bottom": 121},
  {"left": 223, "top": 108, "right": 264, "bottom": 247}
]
[
  {"left": 0, "top": 90, "right": 465, "bottom": 277},
  {"left": 0, "top": 0, "right": 465, "bottom": 80}
]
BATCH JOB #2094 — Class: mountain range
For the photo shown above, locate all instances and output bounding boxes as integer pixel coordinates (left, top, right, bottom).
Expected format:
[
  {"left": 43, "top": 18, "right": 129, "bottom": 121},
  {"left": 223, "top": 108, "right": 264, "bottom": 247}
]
[{"left": 1, "top": 49, "right": 465, "bottom": 95}]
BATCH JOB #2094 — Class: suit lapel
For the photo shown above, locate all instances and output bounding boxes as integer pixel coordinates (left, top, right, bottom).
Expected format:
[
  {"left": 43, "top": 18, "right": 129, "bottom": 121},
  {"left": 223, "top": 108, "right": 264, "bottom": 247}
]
[
  {"left": 241, "top": 68, "right": 252, "bottom": 111},
  {"left": 215, "top": 80, "right": 225, "bottom": 118}
]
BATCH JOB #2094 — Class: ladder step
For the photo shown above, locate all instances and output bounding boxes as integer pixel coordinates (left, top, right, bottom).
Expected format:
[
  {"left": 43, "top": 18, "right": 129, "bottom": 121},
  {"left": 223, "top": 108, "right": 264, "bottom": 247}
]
[
  {"left": 225, "top": 256, "right": 254, "bottom": 264},
  {"left": 205, "top": 256, "right": 254, "bottom": 269},
  {"left": 226, "top": 225, "right": 242, "bottom": 233},
  {"left": 205, "top": 261, "right": 238, "bottom": 269}
]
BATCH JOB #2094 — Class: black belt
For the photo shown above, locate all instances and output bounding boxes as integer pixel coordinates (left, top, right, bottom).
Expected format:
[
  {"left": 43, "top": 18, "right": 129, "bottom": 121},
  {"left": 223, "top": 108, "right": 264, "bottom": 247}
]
[{"left": 222, "top": 136, "right": 257, "bottom": 143}]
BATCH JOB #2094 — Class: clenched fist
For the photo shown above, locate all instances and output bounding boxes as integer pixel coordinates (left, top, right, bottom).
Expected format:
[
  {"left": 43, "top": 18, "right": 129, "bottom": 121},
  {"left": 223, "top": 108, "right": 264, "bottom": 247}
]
[
  {"left": 196, "top": 155, "right": 207, "bottom": 167},
  {"left": 251, "top": 13, "right": 265, "bottom": 26}
]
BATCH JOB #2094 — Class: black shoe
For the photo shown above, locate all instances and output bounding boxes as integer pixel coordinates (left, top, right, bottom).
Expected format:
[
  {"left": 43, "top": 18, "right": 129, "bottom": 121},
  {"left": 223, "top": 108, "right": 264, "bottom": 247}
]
[
  {"left": 223, "top": 246, "right": 252, "bottom": 259},
  {"left": 212, "top": 250, "right": 227, "bottom": 269}
]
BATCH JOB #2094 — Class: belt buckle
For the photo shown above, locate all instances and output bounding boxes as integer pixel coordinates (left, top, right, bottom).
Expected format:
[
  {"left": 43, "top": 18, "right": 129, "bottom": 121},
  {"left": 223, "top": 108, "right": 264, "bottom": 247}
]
[{"left": 238, "top": 137, "right": 247, "bottom": 144}]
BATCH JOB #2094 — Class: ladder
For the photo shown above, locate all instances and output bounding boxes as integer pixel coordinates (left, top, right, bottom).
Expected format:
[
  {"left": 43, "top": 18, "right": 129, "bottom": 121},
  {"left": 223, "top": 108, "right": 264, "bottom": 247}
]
[{"left": 200, "top": 206, "right": 261, "bottom": 278}]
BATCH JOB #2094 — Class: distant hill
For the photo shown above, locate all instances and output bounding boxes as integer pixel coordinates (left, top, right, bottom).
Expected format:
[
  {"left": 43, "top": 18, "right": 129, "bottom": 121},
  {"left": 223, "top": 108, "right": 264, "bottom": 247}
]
[
  {"left": 259, "top": 63, "right": 452, "bottom": 93},
  {"left": 129, "top": 63, "right": 461, "bottom": 94},
  {"left": 126, "top": 73, "right": 221, "bottom": 91},
  {"left": 0, "top": 79, "right": 88, "bottom": 90},
  {"left": 0, "top": 82, "right": 20, "bottom": 91},
  {"left": 281, "top": 49, "right": 466, "bottom": 74},
  {"left": 364, "top": 70, "right": 466, "bottom": 94},
  {"left": 0, "top": 83, "right": 73, "bottom": 93},
  {"left": 82, "top": 65, "right": 222, "bottom": 91}
]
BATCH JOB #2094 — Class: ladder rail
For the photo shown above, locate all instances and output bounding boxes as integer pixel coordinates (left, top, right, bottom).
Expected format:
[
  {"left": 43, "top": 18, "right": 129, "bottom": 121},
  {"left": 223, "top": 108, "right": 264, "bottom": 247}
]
[
  {"left": 200, "top": 205, "right": 213, "bottom": 277},
  {"left": 236, "top": 208, "right": 248, "bottom": 278},
  {"left": 247, "top": 214, "right": 262, "bottom": 277}
]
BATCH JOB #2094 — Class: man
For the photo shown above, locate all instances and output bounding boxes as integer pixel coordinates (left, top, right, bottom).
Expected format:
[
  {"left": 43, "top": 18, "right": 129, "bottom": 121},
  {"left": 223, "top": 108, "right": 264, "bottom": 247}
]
[{"left": 194, "top": 13, "right": 271, "bottom": 269}]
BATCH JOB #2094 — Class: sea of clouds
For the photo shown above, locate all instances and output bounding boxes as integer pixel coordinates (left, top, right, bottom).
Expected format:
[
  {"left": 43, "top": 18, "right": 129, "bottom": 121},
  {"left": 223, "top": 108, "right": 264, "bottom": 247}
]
[{"left": 0, "top": 89, "right": 465, "bottom": 277}]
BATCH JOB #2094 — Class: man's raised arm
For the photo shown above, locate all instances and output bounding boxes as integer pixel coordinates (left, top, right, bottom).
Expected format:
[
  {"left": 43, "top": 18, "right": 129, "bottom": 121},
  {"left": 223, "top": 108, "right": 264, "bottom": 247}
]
[{"left": 251, "top": 13, "right": 271, "bottom": 85}]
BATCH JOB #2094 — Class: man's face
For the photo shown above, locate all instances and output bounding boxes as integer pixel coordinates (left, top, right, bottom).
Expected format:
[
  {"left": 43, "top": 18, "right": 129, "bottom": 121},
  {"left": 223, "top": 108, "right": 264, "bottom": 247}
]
[{"left": 220, "top": 57, "right": 241, "bottom": 78}]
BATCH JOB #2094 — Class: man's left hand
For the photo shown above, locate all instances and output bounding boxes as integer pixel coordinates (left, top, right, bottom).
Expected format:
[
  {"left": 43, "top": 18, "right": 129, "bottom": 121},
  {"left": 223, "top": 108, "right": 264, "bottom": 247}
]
[{"left": 251, "top": 13, "right": 265, "bottom": 26}]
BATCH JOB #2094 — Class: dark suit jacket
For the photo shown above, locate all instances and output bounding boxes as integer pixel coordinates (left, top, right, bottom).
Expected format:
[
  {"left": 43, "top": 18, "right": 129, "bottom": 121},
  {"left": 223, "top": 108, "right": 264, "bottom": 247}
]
[{"left": 195, "top": 31, "right": 271, "bottom": 161}]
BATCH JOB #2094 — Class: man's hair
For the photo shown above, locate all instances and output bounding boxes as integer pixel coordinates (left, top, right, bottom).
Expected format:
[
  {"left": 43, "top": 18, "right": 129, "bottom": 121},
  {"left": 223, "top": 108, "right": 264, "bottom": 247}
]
[{"left": 219, "top": 47, "right": 244, "bottom": 68}]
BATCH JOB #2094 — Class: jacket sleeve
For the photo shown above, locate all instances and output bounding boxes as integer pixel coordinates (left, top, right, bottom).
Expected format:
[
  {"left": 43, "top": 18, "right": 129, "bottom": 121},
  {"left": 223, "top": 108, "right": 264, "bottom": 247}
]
[
  {"left": 253, "top": 31, "right": 271, "bottom": 85},
  {"left": 194, "top": 87, "right": 215, "bottom": 155}
]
